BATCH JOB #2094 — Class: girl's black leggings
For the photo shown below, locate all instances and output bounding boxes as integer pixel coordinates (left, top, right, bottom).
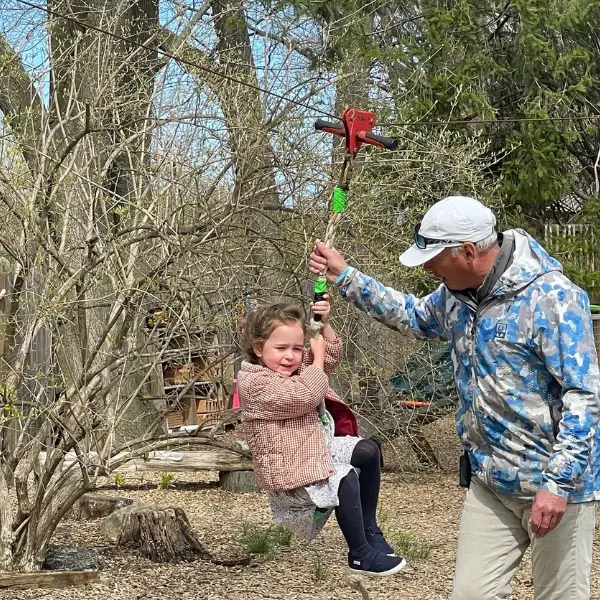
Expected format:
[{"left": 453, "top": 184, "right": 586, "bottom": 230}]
[{"left": 334, "top": 438, "right": 382, "bottom": 556}]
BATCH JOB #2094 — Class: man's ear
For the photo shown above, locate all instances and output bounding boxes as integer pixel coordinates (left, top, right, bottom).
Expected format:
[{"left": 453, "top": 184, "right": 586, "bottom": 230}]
[
  {"left": 462, "top": 242, "right": 477, "bottom": 262},
  {"left": 253, "top": 342, "right": 262, "bottom": 358}
]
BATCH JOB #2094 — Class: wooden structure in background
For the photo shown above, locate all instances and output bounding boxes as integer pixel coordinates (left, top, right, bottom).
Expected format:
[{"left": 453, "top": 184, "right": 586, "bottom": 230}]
[
  {"left": 163, "top": 357, "right": 226, "bottom": 429},
  {"left": 145, "top": 313, "right": 233, "bottom": 431}
]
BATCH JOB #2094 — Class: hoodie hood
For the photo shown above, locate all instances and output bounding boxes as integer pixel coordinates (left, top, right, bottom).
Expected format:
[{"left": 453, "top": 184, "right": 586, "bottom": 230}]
[{"left": 492, "top": 228, "right": 563, "bottom": 297}]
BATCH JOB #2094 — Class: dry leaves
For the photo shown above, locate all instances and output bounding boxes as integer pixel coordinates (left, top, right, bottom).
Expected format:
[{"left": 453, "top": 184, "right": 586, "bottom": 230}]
[{"left": 1, "top": 469, "right": 598, "bottom": 600}]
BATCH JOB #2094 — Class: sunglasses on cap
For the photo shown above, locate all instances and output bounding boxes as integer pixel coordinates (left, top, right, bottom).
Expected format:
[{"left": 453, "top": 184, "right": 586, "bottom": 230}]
[{"left": 413, "top": 222, "right": 464, "bottom": 250}]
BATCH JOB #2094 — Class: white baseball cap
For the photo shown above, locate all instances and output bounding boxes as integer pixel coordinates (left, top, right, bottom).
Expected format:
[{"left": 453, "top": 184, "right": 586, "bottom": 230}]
[{"left": 399, "top": 196, "right": 497, "bottom": 267}]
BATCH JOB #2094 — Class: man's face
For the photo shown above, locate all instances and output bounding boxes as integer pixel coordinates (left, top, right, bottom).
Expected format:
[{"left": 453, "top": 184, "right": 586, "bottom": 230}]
[{"left": 423, "top": 246, "right": 478, "bottom": 290}]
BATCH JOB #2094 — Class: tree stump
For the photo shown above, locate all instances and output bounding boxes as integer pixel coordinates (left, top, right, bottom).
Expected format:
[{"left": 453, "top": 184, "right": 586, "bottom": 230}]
[
  {"left": 406, "top": 429, "right": 441, "bottom": 469},
  {"left": 219, "top": 470, "right": 260, "bottom": 493},
  {"left": 71, "top": 494, "right": 133, "bottom": 520},
  {"left": 103, "top": 503, "right": 250, "bottom": 566},
  {"left": 103, "top": 503, "right": 212, "bottom": 563}
]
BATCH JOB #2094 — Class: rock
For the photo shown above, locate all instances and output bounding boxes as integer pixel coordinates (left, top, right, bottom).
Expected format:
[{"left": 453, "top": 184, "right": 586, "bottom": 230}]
[
  {"left": 103, "top": 502, "right": 157, "bottom": 543},
  {"left": 218, "top": 470, "right": 260, "bottom": 493},
  {"left": 71, "top": 493, "right": 133, "bottom": 520},
  {"left": 43, "top": 545, "right": 99, "bottom": 572},
  {"left": 232, "top": 440, "right": 249, "bottom": 453}
]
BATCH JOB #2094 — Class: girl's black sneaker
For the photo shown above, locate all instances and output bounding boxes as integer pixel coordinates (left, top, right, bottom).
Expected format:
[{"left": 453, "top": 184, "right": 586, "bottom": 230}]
[
  {"left": 348, "top": 548, "right": 406, "bottom": 577},
  {"left": 365, "top": 526, "right": 396, "bottom": 556}
]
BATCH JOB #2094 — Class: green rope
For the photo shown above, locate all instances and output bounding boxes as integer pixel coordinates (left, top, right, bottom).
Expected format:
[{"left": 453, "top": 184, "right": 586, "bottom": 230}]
[
  {"left": 310, "top": 185, "right": 349, "bottom": 329},
  {"left": 331, "top": 186, "right": 347, "bottom": 213}
]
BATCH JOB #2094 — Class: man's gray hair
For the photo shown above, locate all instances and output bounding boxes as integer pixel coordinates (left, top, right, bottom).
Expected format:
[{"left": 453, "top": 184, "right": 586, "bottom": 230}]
[{"left": 450, "top": 232, "right": 498, "bottom": 257}]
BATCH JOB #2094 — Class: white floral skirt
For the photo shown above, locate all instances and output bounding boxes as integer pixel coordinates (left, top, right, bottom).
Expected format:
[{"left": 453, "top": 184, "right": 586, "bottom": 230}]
[{"left": 267, "top": 434, "right": 362, "bottom": 541}]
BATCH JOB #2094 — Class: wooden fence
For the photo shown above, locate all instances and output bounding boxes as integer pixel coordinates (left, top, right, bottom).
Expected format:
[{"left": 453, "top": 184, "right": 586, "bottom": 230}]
[{"left": 544, "top": 224, "right": 600, "bottom": 302}]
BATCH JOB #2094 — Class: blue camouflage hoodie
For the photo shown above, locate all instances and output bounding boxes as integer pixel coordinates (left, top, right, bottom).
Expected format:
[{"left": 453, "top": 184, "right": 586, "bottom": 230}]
[{"left": 335, "top": 229, "right": 600, "bottom": 502}]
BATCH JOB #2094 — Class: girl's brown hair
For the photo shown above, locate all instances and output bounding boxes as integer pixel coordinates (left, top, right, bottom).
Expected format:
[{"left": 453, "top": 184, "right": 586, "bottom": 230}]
[{"left": 241, "top": 302, "right": 307, "bottom": 364}]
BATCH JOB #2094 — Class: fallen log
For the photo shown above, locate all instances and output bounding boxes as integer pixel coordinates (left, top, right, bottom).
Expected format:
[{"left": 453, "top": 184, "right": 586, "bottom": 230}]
[
  {"left": 39, "top": 449, "right": 253, "bottom": 474},
  {"left": 71, "top": 493, "right": 133, "bottom": 520}
]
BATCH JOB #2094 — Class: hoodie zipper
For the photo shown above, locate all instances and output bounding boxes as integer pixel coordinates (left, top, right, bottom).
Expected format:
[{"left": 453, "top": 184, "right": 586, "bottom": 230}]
[{"left": 470, "top": 298, "right": 494, "bottom": 486}]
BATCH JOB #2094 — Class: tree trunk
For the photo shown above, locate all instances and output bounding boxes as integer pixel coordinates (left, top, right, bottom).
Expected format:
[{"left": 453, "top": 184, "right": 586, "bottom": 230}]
[
  {"left": 0, "top": 0, "right": 168, "bottom": 572},
  {"left": 407, "top": 429, "right": 441, "bottom": 469},
  {"left": 48, "top": 0, "right": 162, "bottom": 444},
  {"left": 211, "top": 0, "right": 282, "bottom": 295}
]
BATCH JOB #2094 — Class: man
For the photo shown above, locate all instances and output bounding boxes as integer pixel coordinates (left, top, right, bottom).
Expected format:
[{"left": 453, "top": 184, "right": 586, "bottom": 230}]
[{"left": 308, "top": 195, "right": 599, "bottom": 600}]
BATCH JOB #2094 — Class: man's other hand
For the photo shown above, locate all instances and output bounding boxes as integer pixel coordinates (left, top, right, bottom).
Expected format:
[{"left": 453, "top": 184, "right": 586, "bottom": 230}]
[{"left": 529, "top": 489, "right": 567, "bottom": 538}]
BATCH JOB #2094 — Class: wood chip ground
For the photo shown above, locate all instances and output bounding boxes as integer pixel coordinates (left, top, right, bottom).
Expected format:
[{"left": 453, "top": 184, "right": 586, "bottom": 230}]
[{"left": 2, "top": 469, "right": 598, "bottom": 600}]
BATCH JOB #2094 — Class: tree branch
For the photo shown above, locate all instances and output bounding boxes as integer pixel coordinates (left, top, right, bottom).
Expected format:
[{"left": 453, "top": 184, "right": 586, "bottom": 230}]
[
  {"left": 246, "top": 21, "right": 316, "bottom": 62},
  {"left": 0, "top": 33, "right": 46, "bottom": 173}
]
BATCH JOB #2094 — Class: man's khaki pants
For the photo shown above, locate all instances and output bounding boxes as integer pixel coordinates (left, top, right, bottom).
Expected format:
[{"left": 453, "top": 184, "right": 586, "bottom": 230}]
[{"left": 452, "top": 477, "right": 596, "bottom": 600}]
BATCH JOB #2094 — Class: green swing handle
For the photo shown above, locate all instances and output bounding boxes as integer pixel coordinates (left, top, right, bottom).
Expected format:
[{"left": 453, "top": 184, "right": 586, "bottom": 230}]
[{"left": 312, "top": 280, "right": 327, "bottom": 322}]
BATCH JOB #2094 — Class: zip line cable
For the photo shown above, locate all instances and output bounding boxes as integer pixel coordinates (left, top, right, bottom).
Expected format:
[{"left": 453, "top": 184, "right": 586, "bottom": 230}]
[
  {"left": 14, "top": 0, "right": 339, "bottom": 121},
  {"left": 11, "top": 0, "right": 600, "bottom": 132},
  {"left": 378, "top": 114, "right": 600, "bottom": 127}
]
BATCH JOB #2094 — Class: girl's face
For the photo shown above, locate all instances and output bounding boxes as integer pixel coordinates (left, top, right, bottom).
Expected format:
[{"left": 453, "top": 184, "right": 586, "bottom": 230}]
[{"left": 254, "top": 322, "right": 304, "bottom": 377}]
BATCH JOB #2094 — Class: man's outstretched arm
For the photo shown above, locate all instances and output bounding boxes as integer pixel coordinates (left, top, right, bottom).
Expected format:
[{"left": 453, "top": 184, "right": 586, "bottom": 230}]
[{"left": 309, "top": 240, "right": 448, "bottom": 340}]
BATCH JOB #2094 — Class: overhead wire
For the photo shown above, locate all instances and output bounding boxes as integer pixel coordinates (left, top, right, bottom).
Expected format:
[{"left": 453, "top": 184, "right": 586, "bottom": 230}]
[
  {"left": 14, "top": 0, "right": 339, "bottom": 121},
  {"left": 10, "top": 0, "right": 600, "bottom": 133},
  {"left": 377, "top": 114, "right": 600, "bottom": 128}
]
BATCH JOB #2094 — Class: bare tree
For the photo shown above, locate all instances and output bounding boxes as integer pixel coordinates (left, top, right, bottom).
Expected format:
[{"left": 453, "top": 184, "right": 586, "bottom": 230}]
[{"left": 0, "top": 0, "right": 500, "bottom": 572}]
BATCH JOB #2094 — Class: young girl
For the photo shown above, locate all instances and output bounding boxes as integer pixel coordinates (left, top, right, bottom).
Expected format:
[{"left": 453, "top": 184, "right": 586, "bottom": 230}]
[{"left": 238, "top": 298, "right": 405, "bottom": 577}]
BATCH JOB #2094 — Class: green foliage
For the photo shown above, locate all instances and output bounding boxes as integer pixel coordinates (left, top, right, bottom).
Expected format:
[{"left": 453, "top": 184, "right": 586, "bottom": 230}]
[
  {"left": 0, "top": 384, "right": 18, "bottom": 405},
  {"left": 113, "top": 473, "right": 126, "bottom": 488},
  {"left": 377, "top": 505, "right": 389, "bottom": 526},
  {"left": 400, "top": 0, "right": 600, "bottom": 215},
  {"left": 239, "top": 524, "right": 273, "bottom": 554},
  {"left": 284, "top": 0, "right": 599, "bottom": 222},
  {"left": 392, "top": 531, "right": 432, "bottom": 561},
  {"left": 0, "top": 384, "right": 24, "bottom": 423},
  {"left": 238, "top": 522, "right": 294, "bottom": 556},
  {"left": 270, "top": 524, "right": 294, "bottom": 547},
  {"left": 283, "top": 0, "right": 600, "bottom": 291},
  {"left": 312, "top": 552, "right": 328, "bottom": 581},
  {"left": 544, "top": 209, "right": 600, "bottom": 302},
  {"left": 157, "top": 472, "right": 176, "bottom": 490}
]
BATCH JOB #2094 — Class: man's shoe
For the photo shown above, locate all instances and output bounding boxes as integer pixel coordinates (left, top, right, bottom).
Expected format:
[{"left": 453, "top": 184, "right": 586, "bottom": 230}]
[
  {"left": 348, "top": 549, "right": 406, "bottom": 577},
  {"left": 365, "top": 526, "right": 396, "bottom": 556}
]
